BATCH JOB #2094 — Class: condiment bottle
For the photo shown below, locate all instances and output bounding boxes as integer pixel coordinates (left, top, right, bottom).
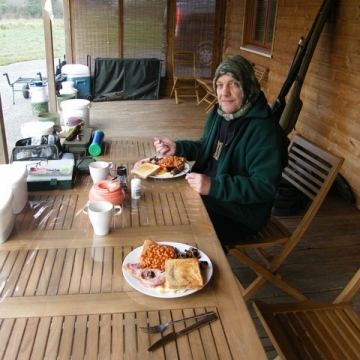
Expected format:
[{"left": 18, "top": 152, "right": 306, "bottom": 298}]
[
  {"left": 131, "top": 178, "right": 141, "bottom": 199},
  {"left": 117, "top": 165, "right": 127, "bottom": 192}
]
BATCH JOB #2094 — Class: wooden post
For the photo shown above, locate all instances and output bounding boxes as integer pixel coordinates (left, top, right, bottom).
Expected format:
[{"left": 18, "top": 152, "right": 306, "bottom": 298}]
[
  {"left": 0, "top": 94, "right": 9, "bottom": 164},
  {"left": 42, "top": 0, "right": 56, "bottom": 112}
]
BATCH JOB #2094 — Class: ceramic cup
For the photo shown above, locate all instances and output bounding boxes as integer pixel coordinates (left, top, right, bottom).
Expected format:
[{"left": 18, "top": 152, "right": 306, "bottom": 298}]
[
  {"left": 83, "top": 201, "right": 122, "bottom": 235},
  {"left": 89, "top": 161, "right": 114, "bottom": 183}
]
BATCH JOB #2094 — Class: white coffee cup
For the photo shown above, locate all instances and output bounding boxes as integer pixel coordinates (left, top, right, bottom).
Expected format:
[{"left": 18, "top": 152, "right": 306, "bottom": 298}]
[
  {"left": 83, "top": 201, "right": 122, "bottom": 235},
  {"left": 89, "top": 161, "right": 114, "bottom": 183}
]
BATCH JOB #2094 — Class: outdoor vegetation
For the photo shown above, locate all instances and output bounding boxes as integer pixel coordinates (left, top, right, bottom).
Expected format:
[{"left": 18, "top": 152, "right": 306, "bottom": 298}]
[{"left": 0, "top": 0, "right": 65, "bottom": 66}]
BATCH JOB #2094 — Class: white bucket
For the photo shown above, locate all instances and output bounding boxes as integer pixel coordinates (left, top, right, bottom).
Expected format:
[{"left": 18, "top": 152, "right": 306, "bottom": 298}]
[
  {"left": 30, "top": 83, "right": 47, "bottom": 103},
  {"left": 62, "top": 81, "right": 75, "bottom": 90},
  {"left": 21, "top": 121, "right": 55, "bottom": 138},
  {"left": 0, "top": 164, "right": 28, "bottom": 214},
  {"left": 60, "top": 88, "right": 78, "bottom": 98},
  {"left": 61, "top": 99, "right": 90, "bottom": 127}
]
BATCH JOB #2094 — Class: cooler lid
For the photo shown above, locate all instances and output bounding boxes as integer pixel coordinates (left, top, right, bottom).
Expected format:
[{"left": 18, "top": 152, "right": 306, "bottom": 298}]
[
  {"left": 62, "top": 64, "right": 90, "bottom": 76},
  {"left": 0, "top": 188, "right": 13, "bottom": 213}
]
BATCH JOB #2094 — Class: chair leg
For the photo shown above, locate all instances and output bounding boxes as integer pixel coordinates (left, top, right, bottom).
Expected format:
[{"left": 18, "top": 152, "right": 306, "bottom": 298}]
[
  {"left": 205, "top": 98, "right": 217, "bottom": 113},
  {"left": 229, "top": 248, "right": 307, "bottom": 301},
  {"left": 170, "top": 79, "right": 177, "bottom": 102}
]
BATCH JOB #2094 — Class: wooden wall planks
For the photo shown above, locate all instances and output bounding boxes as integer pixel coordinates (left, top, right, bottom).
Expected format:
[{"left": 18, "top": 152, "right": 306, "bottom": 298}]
[{"left": 223, "top": 0, "right": 360, "bottom": 209}]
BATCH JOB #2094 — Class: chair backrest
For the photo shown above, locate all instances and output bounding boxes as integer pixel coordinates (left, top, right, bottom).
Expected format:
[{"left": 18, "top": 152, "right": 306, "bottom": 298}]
[
  {"left": 271, "top": 134, "right": 344, "bottom": 268},
  {"left": 283, "top": 133, "right": 343, "bottom": 205},
  {"left": 172, "top": 50, "right": 197, "bottom": 79},
  {"left": 252, "top": 63, "right": 268, "bottom": 84},
  {"left": 334, "top": 268, "right": 360, "bottom": 303}
]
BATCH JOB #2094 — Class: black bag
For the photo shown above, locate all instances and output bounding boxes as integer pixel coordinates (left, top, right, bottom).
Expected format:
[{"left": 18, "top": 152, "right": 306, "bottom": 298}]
[
  {"left": 13, "top": 135, "right": 62, "bottom": 161},
  {"left": 272, "top": 178, "right": 309, "bottom": 216}
]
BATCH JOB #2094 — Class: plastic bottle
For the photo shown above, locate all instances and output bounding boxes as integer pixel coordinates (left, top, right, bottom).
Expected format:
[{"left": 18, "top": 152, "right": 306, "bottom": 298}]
[
  {"left": 88, "top": 130, "right": 104, "bottom": 156},
  {"left": 48, "top": 126, "right": 56, "bottom": 145},
  {"left": 48, "top": 134, "right": 55, "bottom": 144},
  {"left": 131, "top": 178, "right": 141, "bottom": 199},
  {"left": 117, "top": 165, "right": 127, "bottom": 192}
]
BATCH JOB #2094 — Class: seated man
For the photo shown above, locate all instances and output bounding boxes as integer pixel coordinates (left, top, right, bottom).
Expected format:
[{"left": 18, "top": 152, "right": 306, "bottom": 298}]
[{"left": 155, "top": 55, "right": 288, "bottom": 244}]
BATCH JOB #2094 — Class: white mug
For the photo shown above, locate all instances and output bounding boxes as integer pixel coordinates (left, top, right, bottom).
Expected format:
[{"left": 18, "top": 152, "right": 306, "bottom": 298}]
[
  {"left": 83, "top": 201, "right": 122, "bottom": 235},
  {"left": 89, "top": 161, "right": 114, "bottom": 183}
]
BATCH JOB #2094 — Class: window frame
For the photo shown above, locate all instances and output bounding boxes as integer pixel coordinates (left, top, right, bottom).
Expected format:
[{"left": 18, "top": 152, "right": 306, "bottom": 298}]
[{"left": 241, "top": 0, "right": 277, "bottom": 57}]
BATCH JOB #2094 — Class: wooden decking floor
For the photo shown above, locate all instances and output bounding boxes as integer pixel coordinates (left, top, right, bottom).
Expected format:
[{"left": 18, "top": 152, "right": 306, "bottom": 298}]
[{"left": 91, "top": 97, "right": 360, "bottom": 359}]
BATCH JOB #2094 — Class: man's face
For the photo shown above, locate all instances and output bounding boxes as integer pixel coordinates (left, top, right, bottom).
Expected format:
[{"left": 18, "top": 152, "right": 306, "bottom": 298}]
[{"left": 215, "top": 74, "right": 243, "bottom": 114}]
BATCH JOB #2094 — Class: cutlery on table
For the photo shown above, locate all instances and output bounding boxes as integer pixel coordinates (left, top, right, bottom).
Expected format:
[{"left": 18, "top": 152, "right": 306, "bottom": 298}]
[
  {"left": 147, "top": 312, "right": 218, "bottom": 352},
  {"left": 140, "top": 311, "right": 215, "bottom": 334}
]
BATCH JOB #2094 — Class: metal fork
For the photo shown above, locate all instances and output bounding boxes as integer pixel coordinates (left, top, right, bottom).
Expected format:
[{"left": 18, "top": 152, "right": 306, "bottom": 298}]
[{"left": 140, "top": 311, "right": 215, "bottom": 333}]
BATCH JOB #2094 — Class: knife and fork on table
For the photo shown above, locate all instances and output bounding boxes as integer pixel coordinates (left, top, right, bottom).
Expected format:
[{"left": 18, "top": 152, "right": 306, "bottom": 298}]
[{"left": 143, "top": 311, "right": 218, "bottom": 352}]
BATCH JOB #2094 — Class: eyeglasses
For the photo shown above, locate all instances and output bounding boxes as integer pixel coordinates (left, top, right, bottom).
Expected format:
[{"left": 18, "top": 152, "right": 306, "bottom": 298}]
[{"left": 26, "top": 159, "right": 49, "bottom": 174}]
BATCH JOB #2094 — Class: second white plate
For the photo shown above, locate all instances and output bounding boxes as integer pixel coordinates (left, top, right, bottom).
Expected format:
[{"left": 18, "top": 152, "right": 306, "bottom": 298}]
[
  {"left": 122, "top": 242, "right": 213, "bottom": 298},
  {"left": 134, "top": 158, "right": 190, "bottom": 178}
]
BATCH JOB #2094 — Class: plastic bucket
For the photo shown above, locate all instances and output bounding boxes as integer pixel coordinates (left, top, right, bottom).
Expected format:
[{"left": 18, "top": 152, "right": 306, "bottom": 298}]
[
  {"left": 38, "top": 112, "right": 60, "bottom": 126},
  {"left": 31, "top": 101, "right": 49, "bottom": 116},
  {"left": 60, "top": 99, "right": 90, "bottom": 127},
  {"left": 62, "top": 81, "right": 75, "bottom": 90},
  {"left": 30, "top": 83, "right": 47, "bottom": 102},
  {"left": 21, "top": 121, "right": 55, "bottom": 138},
  {"left": 59, "top": 88, "right": 78, "bottom": 98},
  {"left": 56, "top": 94, "right": 76, "bottom": 111}
]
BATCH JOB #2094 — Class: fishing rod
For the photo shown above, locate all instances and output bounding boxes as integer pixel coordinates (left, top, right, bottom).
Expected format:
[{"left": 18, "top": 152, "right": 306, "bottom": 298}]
[
  {"left": 278, "top": 0, "right": 336, "bottom": 135},
  {"left": 271, "top": 0, "right": 336, "bottom": 128}
]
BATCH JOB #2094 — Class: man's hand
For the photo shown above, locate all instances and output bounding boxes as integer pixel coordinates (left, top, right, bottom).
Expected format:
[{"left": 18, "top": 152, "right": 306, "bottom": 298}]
[
  {"left": 154, "top": 137, "right": 176, "bottom": 156},
  {"left": 185, "top": 172, "right": 211, "bottom": 195}
]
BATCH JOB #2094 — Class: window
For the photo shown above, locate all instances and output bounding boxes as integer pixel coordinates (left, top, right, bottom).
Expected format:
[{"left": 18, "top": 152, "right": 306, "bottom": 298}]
[{"left": 243, "top": 0, "right": 277, "bottom": 55}]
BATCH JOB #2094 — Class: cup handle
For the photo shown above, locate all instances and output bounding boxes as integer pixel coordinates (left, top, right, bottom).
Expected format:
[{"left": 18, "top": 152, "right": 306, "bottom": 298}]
[
  {"left": 113, "top": 205, "right": 122, "bottom": 216},
  {"left": 83, "top": 201, "right": 90, "bottom": 214},
  {"left": 108, "top": 162, "right": 114, "bottom": 170}
]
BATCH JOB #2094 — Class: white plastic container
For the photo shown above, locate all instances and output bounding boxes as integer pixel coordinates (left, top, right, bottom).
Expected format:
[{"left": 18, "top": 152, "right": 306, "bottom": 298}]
[
  {"left": 30, "top": 83, "right": 47, "bottom": 102},
  {"left": 0, "top": 164, "right": 28, "bottom": 214},
  {"left": 61, "top": 99, "right": 90, "bottom": 127},
  {"left": 60, "top": 81, "right": 78, "bottom": 98},
  {"left": 62, "top": 81, "right": 75, "bottom": 90},
  {"left": 131, "top": 178, "right": 141, "bottom": 199},
  {"left": 21, "top": 121, "right": 55, "bottom": 138},
  {"left": 0, "top": 188, "right": 15, "bottom": 244}
]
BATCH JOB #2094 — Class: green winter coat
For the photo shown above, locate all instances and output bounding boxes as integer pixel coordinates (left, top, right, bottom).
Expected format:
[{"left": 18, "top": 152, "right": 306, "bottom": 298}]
[{"left": 175, "top": 92, "right": 288, "bottom": 232}]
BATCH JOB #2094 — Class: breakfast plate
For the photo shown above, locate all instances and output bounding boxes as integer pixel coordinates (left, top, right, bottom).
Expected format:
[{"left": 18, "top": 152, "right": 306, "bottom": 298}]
[
  {"left": 134, "top": 158, "right": 190, "bottom": 178},
  {"left": 122, "top": 242, "right": 213, "bottom": 298}
]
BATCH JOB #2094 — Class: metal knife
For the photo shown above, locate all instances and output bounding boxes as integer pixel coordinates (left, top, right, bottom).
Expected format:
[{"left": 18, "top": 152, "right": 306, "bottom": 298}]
[{"left": 147, "top": 312, "right": 218, "bottom": 352}]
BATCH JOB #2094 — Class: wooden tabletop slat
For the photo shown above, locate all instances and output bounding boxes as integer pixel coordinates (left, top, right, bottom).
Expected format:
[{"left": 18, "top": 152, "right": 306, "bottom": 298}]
[
  {"left": 72, "top": 315, "right": 87, "bottom": 360},
  {"left": 32, "top": 317, "right": 51, "bottom": 359}
]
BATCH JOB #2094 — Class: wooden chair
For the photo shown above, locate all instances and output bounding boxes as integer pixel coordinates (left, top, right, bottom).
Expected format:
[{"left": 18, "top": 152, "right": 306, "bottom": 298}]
[
  {"left": 196, "top": 78, "right": 217, "bottom": 113},
  {"left": 253, "top": 268, "right": 360, "bottom": 360},
  {"left": 252, "top": 63, "right": 268, "bottom": 84},
  {"left": 228, "top": 134, "right": 344, "bottom": 301},
  {"left": 170, "top": 50, "right": 199, "bottom": 104}
]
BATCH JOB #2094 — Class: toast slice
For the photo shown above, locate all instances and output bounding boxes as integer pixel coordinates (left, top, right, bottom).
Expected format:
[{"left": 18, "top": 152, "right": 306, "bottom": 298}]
[
  {"left": 131, "top": 163, "right": 160, "bottom": 179},
  {"left": 165, "top": 258, "right": 204, "bottom": 290}
]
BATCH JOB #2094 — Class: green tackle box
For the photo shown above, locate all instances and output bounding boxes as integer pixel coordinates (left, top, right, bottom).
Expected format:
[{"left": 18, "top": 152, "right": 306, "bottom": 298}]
[{"left": 63, "top": 127, "right": 93, "bottom": 156}]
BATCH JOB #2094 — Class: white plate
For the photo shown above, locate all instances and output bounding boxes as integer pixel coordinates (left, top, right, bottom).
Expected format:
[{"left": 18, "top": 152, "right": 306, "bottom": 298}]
[
  {"left": 134, "top": 158, "right": 190, "bottom": 178},
  {"left": 122, "top": 242, "right": 213, "bottom": 298}
]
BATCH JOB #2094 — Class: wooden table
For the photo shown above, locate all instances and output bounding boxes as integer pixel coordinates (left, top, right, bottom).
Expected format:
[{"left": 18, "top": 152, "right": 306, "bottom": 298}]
[{"left": 0, "top": 138, "right": 266, "bottom": 359}]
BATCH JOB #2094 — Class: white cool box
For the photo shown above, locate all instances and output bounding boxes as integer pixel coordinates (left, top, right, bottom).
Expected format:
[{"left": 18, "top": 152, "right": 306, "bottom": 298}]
[{"left": 0, "top": 164, "right": 28, "bottom": 243}]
